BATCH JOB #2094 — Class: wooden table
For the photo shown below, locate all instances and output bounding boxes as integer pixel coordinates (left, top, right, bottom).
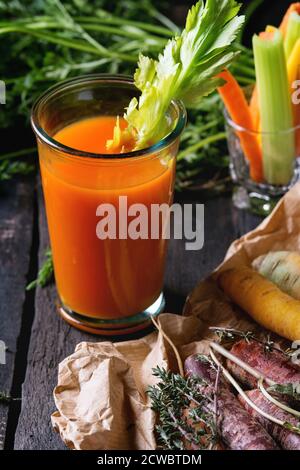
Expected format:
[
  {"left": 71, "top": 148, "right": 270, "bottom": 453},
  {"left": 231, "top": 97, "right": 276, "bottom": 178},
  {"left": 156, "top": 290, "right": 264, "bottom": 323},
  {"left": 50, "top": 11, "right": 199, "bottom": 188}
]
[{"left": 0, "top": 176, "right": 262, "bottom": 450}]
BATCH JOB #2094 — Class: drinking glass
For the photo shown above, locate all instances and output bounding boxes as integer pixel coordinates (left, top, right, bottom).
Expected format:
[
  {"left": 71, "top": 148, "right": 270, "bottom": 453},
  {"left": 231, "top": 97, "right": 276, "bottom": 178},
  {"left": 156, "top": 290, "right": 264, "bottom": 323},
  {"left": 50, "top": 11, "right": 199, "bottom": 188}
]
[{"left": 31, "top": 74, "right": 186, "bottom": 335}]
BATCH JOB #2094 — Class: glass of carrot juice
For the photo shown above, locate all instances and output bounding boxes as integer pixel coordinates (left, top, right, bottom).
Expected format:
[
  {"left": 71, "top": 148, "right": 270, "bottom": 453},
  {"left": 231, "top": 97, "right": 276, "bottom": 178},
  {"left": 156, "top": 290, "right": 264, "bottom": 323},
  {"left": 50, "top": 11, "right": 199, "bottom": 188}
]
[{"left": 31, "top": 75, "right": 186, "bottom": 335}]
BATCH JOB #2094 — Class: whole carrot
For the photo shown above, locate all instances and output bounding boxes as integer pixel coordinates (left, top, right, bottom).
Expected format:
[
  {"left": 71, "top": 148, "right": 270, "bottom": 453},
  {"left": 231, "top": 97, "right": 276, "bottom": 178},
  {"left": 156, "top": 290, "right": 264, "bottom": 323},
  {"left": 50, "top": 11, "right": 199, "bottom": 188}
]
[
  {"left": 253, "top": 251, "right": 300, "bottom": 299},
  {"left": 218, "top": 265, "right": 300, "bottom": 342}
]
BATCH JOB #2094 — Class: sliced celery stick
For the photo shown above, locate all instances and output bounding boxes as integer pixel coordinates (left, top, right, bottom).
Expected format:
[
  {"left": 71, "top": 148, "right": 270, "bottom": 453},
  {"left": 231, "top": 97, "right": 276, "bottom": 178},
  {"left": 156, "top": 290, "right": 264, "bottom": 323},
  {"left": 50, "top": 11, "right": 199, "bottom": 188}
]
[
  {"left": 253, "top": 30, "right": 295, "bottom": 185},
  {"left": 285, "top": 12, "right": 300, "bottom": 58}
]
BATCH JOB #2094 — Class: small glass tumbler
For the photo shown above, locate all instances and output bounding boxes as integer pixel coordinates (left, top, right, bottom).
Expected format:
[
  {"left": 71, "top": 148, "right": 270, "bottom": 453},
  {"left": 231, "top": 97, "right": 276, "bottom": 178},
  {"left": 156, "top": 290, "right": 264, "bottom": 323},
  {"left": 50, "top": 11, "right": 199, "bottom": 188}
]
[
  {"left": 31, "top": 74, "right": 186, "bottom": 335},
  {"left": 225, "top": 111, "right": 300, "bottom": 216}
]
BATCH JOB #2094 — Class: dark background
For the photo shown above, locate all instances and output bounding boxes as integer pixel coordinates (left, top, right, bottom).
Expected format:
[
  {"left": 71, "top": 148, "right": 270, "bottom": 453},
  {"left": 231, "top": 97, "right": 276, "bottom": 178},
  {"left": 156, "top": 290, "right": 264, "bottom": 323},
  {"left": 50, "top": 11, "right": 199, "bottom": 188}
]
[{"left": 171, "top": 0, "right": 292, "bottom": 46}]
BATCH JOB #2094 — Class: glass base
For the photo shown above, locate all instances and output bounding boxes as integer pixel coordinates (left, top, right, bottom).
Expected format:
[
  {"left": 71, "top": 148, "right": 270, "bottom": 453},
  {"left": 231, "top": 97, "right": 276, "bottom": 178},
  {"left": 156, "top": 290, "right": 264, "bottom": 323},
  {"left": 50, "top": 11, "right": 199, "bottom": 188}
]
[
  {"left": 232, "top": 186, "right": 281, "bottom": 216},
  {"left": 57, "top": 292, "right": 165, "bottom": 336},
  {"left": 229, "top": 152, "right": 300, "bottom": 216}
]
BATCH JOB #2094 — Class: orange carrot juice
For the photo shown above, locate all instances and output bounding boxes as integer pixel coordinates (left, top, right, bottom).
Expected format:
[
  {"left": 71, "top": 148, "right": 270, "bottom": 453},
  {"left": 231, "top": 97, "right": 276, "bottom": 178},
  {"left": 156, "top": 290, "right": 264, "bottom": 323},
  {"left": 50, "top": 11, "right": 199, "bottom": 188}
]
[
  {"left": 39, "top": 117, "right": 174, "bottom": 319},
  {"left": 32, "top": 75, "right": 185, "bottom": 334}
]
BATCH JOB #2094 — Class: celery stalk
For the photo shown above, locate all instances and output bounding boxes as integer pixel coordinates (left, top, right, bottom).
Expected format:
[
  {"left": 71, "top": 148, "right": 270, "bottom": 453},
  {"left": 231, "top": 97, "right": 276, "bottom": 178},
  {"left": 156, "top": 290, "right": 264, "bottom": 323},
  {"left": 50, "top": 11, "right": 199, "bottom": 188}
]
[
  {"left": 253, "top": 30, "right": 295, "bottom": 185},
  {"left": 285, "top": 12, "right": 300, "bottom": 58}
]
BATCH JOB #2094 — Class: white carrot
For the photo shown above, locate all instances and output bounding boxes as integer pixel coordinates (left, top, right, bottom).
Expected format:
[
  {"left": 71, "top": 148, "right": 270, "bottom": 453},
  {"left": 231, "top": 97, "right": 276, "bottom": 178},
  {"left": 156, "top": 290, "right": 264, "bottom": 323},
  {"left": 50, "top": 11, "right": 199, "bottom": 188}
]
[{"left": 253, "top": 251, "right": 300, "bottom": 300}]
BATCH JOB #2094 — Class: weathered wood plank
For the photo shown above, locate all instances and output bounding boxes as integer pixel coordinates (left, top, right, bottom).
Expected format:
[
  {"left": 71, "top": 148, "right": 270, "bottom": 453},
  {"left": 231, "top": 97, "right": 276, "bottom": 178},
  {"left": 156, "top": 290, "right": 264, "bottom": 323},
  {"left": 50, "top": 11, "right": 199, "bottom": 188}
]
[
  {"left": 164, "top": 196, "right": 261, "bottom": 313},
  {"left": 14, "top": 189, "right": 262, "bottom": 449},
  {"left": 0, "top": 179, "right": 34, "bottom": 449},
  {"left": 14, "top": 186, "right": 95, "bottom": 450}
]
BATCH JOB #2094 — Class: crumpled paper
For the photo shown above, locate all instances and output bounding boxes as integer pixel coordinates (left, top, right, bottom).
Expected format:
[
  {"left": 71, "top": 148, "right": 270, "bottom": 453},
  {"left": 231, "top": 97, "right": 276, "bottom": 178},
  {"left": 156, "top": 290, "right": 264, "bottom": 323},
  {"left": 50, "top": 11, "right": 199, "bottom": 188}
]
[{"left": 52, "top": 182, "right": 300, "bottom": 450}]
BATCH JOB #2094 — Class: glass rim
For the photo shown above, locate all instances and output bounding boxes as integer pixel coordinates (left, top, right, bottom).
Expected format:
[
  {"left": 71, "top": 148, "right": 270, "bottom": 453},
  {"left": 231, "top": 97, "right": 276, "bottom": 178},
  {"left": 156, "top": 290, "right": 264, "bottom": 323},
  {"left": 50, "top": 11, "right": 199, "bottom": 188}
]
[
  {"left": 30, "top": 73, "right": 187, "bottom": 160},
  {"left": 224, "top": 109, "right": 300, "bottom": 136}
]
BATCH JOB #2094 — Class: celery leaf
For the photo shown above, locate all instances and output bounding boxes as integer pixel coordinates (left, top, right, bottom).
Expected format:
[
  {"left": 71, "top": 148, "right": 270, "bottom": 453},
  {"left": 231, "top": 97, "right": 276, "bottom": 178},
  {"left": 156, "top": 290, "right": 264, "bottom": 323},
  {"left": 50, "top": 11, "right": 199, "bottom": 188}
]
[{"left": 108, "top": 0, "right": 244, "bottom": 150}]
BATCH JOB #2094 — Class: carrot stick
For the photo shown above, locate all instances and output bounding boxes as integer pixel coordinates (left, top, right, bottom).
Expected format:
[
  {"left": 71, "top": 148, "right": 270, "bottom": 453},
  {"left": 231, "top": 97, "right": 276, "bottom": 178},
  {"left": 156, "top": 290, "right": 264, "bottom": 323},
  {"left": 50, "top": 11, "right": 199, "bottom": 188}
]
[
  {"left": 217, "top": 69, "right": 263, "bottom": 182},
  {"left": 249, "top": 85, "right": 260, "bottom": 132},
  {"left": 279, "top": 3, "right": 300, "bottom": 36},
  {"left": 218, "top": 266, "right": 300, "bottom": 342}
]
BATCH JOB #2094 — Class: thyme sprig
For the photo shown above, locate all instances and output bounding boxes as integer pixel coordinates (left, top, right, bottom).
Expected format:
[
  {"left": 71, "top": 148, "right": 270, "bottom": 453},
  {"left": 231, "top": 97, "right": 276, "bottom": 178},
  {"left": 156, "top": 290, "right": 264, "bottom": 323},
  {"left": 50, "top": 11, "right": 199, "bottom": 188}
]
[
  {"left": 147, "top": 365, "right": 218, "bottom": 450},
  {"left": 210, "top": 326, "right": 295, "bottom": 358}
]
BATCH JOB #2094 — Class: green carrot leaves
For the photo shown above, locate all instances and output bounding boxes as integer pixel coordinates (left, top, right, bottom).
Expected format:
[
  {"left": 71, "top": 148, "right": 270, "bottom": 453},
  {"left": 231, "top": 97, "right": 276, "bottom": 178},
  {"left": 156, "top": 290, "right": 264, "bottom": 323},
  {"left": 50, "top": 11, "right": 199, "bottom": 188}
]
[
  {"left": 26, "top": 248, "right": 54, "bottom": 291},
  {"left": 110, "top": 0, "right": 244, "bottom": 150}
]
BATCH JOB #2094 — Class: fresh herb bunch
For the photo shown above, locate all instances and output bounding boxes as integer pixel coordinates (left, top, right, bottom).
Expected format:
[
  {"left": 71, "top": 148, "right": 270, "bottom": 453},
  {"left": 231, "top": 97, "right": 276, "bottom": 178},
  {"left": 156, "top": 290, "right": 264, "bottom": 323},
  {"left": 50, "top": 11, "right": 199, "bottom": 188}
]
[
  {"left": 176, "top": 94, "right": 229, "bottom": 191},
  {"left": 147, "top": 365, "right": 218, "bottom": 450},
  {"left": 0, "top": 0, "right": 256, "bottom": 190},
  {"left": 0, "top": 0, "right": 173, "bottom": 129},
  {"left": 0, "top": 0, "right": 173, "bottom": 181}
]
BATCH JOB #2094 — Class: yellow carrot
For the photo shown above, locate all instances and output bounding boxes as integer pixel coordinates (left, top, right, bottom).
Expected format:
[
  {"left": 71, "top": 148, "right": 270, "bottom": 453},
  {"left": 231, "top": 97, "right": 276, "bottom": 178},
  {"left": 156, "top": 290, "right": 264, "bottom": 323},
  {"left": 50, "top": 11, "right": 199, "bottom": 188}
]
[
  {"left": 218, "top": 266, "right": 300, "bottom": 342},
  {"left": 288, "top": 38, "right": 300, "bottom": 87}
]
